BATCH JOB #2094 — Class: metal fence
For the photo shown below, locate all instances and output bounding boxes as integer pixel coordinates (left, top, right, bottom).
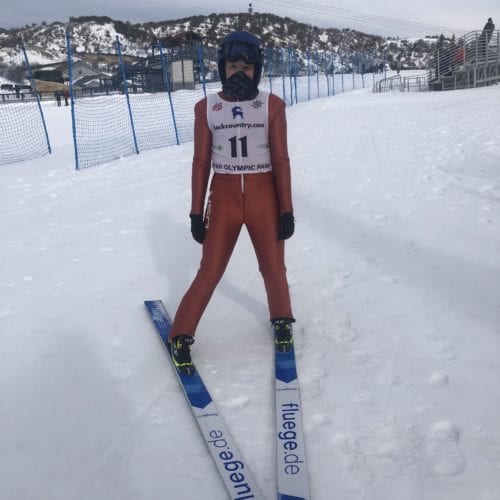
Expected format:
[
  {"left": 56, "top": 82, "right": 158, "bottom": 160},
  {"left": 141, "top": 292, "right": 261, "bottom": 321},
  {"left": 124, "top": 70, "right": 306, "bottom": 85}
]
[
  {"left": 2, "top": 36, "right": 391, "bottom": 168},
  {"left": 65, "top": 36, "right": 390, "bottom": 169},
  {"left": 0, "top": 44, "right": 51, "bottom": 166},
  {"left": 373, "top": 73, "right": 428, "bottom": 93},
  {"left": 428, "top": 29, "right": 500, "bottom": 91},
  {"left": 374, "top": 29, "right": 500, "bottom": 93}
]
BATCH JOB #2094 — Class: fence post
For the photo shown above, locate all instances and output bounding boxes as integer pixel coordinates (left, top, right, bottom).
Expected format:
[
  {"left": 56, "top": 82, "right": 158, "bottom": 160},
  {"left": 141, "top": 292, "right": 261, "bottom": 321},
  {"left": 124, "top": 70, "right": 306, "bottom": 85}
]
[
  {"left": 116, "top": 36, "right": 139, "bottom": 155},
  {"left": 497, "top": 32, "right": 500, "bottom": 64},
  {"left": 159, "top": 43, "right": 180, "bottom": 146},
  {"left": 287, "top": 47, "right": 293, "bottom": 106},
  {"left": 292, "top": 50, "right": 299, "bottom": 104},
  {"left": 65, "top": 33, "right": 79, "bottom": 169},
  {"left": 21, "top": 42, "right": 52, "bottom": 154},
  {"left": 280, "top": 48, "right": 286, "bottom": 104},
  {"left": 352, "top": 55, "right": 355, "bottom": 90},
  {"left": 372, "top": 53, "right": 376, "bottom": 87},
  {"left": 196, "top": 44, "right": 207, "bottom": 98},
  {"left": 21, "top": 41, "right": 52, "bottom": 156},
  {"left": 316, "top": 50, "right": 320, "bottom": 98},
  {"left": 331, "top": 53, "right": 335, "bottom": 96},
  {"left": 267, "top": 47, "right": 274, "bottom": 95},
  {"left": 307, "top": 49, "right": 310, "bottom": 101},
  {"left": 325, "top": 52, "right": 330, "bottom": 97},
  {"left": 340, "top": 50, "right": 345, "bottom": 93}
]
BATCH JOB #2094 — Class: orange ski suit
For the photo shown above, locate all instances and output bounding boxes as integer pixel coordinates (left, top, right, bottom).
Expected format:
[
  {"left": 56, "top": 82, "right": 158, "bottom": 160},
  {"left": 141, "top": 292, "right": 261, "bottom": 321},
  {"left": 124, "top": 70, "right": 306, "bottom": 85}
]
[{"left": 169, "top": 91, "right": 294, "bottom": 339}]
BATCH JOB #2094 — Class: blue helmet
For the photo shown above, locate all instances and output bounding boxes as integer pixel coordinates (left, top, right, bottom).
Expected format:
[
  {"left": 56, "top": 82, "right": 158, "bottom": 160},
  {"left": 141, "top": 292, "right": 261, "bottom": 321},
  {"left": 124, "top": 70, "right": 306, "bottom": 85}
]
[{"left": 217, "top": 31, "right": 263, "bottom": 86}]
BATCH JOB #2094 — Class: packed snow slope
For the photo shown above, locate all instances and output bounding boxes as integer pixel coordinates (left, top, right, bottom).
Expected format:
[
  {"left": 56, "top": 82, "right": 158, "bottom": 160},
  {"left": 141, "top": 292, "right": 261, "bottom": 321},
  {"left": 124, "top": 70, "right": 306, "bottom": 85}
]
[{"left": 1, "top": 84, "right": 500, "bottom": 500}]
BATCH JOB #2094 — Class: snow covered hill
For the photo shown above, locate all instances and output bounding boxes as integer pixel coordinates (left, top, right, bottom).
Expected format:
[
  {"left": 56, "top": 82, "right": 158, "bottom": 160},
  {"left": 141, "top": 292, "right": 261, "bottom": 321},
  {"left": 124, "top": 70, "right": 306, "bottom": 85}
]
[
  {"left": 0, "top": 13, "right": 433, "bottom": 70},
  {"left": 1, "top": 84, "right": 500, "bottom": 500}
]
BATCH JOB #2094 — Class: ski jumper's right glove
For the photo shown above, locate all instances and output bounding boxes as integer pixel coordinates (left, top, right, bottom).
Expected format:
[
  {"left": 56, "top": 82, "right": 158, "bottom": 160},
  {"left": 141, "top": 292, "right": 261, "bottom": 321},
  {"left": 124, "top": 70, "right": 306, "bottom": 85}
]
[
  {"left": 278, "top": 212, "right": 295, "bottom": 240},
  {"left": 190, "top": 213, "right": 205, "bottom": 244}
]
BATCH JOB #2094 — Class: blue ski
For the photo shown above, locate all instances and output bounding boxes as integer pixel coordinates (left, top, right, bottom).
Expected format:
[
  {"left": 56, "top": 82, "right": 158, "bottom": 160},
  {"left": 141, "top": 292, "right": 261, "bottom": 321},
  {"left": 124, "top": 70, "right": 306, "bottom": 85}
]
[
  {"left": 275, "top": 340, "right": 311, "bottom": 499},
  {"left": 144, "top": 300, "right": 265, "bottom": 500}
]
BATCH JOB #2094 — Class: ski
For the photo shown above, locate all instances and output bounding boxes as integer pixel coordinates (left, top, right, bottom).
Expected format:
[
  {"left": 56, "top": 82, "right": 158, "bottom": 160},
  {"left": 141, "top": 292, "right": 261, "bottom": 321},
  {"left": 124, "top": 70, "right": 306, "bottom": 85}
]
[
  {"left": 144, "top": 300, "right": 265, "bottom": 500},
  {"left": 275, "top": 337, "right": 311, "bottom": 499}
]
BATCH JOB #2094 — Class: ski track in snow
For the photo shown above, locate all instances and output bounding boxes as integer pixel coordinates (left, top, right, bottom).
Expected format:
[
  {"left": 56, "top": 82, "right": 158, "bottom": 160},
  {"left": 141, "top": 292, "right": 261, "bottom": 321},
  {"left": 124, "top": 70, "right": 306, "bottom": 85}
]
[{"left": 1, "top": 84, "right": 500, "bottom": 500}]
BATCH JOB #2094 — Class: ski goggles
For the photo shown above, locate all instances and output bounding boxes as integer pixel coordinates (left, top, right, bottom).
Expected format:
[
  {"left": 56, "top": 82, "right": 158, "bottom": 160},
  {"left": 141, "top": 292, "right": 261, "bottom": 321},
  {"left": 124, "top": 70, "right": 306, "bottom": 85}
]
[{"left": 220, "top": 41, "right": 262, "bottom": 64}]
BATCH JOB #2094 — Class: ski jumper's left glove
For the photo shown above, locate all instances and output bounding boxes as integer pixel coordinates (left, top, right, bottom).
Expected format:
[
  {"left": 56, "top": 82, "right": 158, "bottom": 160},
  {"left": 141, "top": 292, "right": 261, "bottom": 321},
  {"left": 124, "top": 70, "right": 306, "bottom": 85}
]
[
  {"left": 190, "top": 213, "right": 205, "bottom": 244},
  {"left": 278, "top": 212, "right": 295, "bottom": 240}
]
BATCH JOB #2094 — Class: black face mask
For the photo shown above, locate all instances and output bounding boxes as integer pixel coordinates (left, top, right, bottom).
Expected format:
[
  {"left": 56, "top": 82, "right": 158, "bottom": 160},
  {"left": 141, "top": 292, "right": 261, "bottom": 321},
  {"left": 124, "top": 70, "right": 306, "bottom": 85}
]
[{"left": 222, "top": 71, "right": 259, "bottom": 100}]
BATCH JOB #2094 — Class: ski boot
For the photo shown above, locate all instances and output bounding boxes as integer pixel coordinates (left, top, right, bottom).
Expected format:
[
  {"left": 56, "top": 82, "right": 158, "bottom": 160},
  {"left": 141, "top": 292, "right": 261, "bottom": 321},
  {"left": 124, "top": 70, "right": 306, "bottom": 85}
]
[
  {"left": 169, "top": 335, "right": 195, "bottom": 375},
  {"left": 272, "top": 318, "right": 295, "bottom": 353}
]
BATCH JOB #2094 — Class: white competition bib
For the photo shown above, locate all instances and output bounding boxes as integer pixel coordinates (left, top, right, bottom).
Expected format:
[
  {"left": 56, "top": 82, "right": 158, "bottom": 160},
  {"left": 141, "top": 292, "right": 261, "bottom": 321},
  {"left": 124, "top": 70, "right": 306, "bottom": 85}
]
[{"left": 207, "top": 91, "right": 272, "bottom": 174}]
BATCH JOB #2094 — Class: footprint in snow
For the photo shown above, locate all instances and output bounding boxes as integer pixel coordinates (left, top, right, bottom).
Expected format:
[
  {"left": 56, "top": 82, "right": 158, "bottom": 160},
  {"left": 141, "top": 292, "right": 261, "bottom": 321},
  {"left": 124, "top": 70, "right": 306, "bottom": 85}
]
[
  {"left": 425, "top": 330, "right": 458, "bottom": 360},
  {"left": 428, "top": 421, "right": 465, "bottom": 476},
  {"left": 333, "top": 434, "right": 375, "bottom": 487},
  {"left": 332, "top": 314, "right": 359, "bottom": 344},
  {"left": 309, "top": 413, "right": 332, "bottom": 429},
  {"left": 428, "top": 371, "right": 450, "bottom": 388},
  {"left": 345, "top": 350, "right": 381, "bottom": 370},
  {"left": 334, "top": 324, "right": 359, "bottom": 344}
]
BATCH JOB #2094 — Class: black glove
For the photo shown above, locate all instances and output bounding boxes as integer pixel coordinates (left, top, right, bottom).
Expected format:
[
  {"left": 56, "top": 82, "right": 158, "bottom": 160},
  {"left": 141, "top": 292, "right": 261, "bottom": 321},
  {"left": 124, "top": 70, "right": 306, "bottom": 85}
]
[
  {"left": 190, "top": 213, "right": 205, "bottom": 244},
  {"left": 222, "top": 71, "right": 259, "bottom": 100},
  {"left": 278, "top": 212, "right": 295, "bottom": 240}
]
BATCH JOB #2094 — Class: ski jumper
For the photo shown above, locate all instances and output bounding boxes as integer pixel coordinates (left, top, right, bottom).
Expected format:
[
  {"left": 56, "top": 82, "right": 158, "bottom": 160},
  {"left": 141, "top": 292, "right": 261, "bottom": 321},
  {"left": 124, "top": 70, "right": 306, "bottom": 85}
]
[{"left": 169, "top": 90, "right": 293, "bottom": 339}]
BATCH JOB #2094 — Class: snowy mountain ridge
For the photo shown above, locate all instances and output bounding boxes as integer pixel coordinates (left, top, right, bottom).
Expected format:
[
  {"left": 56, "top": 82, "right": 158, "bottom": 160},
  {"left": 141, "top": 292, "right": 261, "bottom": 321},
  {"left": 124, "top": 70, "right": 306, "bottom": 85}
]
[{"left": 0, "top": 12, "right": 436, "bottom": 70}]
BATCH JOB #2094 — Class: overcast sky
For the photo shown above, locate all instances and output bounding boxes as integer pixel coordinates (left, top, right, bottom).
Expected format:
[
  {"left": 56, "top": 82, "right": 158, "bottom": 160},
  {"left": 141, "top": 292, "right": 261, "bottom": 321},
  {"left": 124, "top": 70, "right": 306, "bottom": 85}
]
[{"left": 2, "top": 0, "right": 499, "bottom": 37}]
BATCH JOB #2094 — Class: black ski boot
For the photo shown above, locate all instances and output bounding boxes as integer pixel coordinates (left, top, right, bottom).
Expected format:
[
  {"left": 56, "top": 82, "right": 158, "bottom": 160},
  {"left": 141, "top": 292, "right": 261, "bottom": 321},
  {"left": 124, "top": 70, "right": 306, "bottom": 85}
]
[
  {"left": 272, "top": 318, "right": 295, "bottom": 353},
  {"left": 169, "top": 335, "right": 195, "bottom": 375}
]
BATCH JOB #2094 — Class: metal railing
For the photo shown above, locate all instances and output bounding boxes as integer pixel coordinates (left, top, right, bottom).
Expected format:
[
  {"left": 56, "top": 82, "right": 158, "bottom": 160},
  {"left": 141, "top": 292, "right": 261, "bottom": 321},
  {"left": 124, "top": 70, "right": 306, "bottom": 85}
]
[
  {"left": 374, "top": 74, "right": 402, "bottom": 92},
  {"left": 400, "top": 75, "right": 428, "bottom": 91},
  {"left": 428, "top": 30, "right": 500, "bottom": 90},
  {"left": 374, "top": 30, "right": 500, "bottom": 93},
  {"left": 373, "top": 74, "right": 427, "bottom": 93}
]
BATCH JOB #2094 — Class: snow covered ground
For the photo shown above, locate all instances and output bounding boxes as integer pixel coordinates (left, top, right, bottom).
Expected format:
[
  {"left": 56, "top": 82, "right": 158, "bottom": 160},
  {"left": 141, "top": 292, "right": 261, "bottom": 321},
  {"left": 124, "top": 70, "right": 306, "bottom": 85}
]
[{"left": 1, "top": 84, "right": 500, "bottom": 500}]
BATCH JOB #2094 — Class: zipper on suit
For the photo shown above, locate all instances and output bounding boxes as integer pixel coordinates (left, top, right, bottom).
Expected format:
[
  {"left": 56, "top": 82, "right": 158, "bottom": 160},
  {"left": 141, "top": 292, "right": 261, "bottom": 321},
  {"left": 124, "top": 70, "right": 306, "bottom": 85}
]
[{"left": 236, "top": 99, "right": 244, "bottom": 194}]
